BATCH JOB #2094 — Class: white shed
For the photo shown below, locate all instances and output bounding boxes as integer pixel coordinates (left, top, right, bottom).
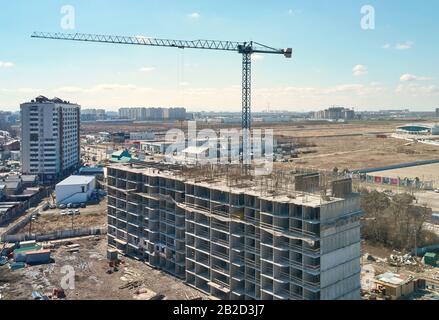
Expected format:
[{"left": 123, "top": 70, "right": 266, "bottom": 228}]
[{"left": 55, "top": 175, "right": 96, "bottom": 204}]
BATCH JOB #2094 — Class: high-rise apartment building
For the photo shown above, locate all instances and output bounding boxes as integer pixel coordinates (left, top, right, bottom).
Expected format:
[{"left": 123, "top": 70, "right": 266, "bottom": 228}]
[
  {"left": 313, "top": 107, "right": 355, "bottom": 121},
  {"left": 119, "top": 107, "right": 148, "bottom": 121},
  {"left": 118, "top": 107, "right": 186, "bottom": 121},
  {"left": 81, "top": 109, "right": 106, "bottom": 121},
  {"left": 169, "top": 107, "right": 187, "bottom": 120},
  {"left": 107, "top": 164, "right": 362, "bottom": 300},
  {"left": 20, "top": 96, "right": 81, "bottom": 183}
]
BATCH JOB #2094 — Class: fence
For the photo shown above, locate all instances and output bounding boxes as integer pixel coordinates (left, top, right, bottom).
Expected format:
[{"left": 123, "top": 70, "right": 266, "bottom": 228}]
[
  {"left": 0, "top": 187, "right": 47, "bottom": 226},
  {"left": 1, "top": 227, "right": 107, "bottom": 243}
]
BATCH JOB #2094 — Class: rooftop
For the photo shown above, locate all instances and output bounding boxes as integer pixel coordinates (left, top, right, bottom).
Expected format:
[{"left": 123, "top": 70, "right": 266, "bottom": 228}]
[
  {"left": 108, "top": 163, "right": 356, "bottom": 207},
  {"left": 56, "top": 175, "right": 95, "bottom": 187},
  {"left": 375, "top": 272, "right": 413, "bottom": 286},
  {"left": 22, "top": 96, "right": 78, "bottom": 106}
]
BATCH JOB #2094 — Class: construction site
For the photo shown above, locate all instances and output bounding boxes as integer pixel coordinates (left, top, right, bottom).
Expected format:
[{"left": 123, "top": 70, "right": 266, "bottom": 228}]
[
  {"left": 82, "top": 119, "right": 439, "bottom": 172},
  {"left": 106, "top": 162, "right": 362, "bottom": 300},
  {"left": 0, "top": 236, "right": 208, "bottom": 300},
  {"left": 360, "top": 242, "right": 439, "bottom": 300}
]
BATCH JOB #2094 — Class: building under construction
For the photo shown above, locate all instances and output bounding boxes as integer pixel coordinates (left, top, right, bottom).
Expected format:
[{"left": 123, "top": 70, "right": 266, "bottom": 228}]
[{"left": 107, "top": 163, "right": 362, "bottom": 300}]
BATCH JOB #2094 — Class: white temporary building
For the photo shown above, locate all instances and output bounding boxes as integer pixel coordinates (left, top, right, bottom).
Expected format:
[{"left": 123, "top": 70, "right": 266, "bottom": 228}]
[{"left": 55, "top": 175, "right": 96, "bottom": 204}]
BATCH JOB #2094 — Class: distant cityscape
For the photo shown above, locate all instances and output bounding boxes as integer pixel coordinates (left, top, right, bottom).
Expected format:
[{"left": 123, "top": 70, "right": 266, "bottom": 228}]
[{"left": 1, "top": 90, "right": 439, "bottom": 301}]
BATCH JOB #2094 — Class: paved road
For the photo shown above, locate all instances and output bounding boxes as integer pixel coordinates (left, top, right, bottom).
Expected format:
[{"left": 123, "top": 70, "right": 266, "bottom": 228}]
[
  {"left": 415, "top": 191, "right": 439, "bottom": 212},
  {"left": 424, "top": 222, "right": 439, "bottom": 236},
  {"left": 356, "top": 181, "right": 439, "bottom": 211}
]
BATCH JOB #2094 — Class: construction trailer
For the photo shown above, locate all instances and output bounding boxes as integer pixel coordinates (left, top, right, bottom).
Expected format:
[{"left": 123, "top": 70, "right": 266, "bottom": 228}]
[{"left": 106, "top": 163, "right": 362, "bottom": 300}]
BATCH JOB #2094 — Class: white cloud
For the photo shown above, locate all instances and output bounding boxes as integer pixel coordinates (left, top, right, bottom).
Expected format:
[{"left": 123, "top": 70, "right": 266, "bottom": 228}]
[
  {"left": 139, "top": 67, "right": 155, "bottom": 72},
  {"left": 251, "top": 54, "right": 264, "bottom": 62},
  {"left": 400, "top": 74, "right": 432, "bottom": 82},
  {"left": 16, "top": 88, "right": 41, "bottom": 93},
  {"left": 287, "top": 8, "right": 302, "bottom": 16},
  {"left": 255, "top": 83, "right": 386, "bottom": 97},
  {"left": 395, "top": 41, "right": 413, "bottom": 50},
  {"left": 396, "top": 83, "right": 439, "bottom": 96},
  {"left": 0, "top": 87, "right": 40, "bottom": 93},
  {"left": 55, "top": 83, "right": 151, "bottom": 93},
  {"left": 382, "top": 42, "right": 414, "bottom": 50},
  {"left": 54, "top": 86, "right": 84, "bottom": 93},
  {"left": 188, "top": 12, "right": 200, "bottom": 19},
  {"left": 352, "top": 65, "right": 367, "bottom": 76},
  {"left": 0, "top": 61, "right": 14, "bottom": 68}
]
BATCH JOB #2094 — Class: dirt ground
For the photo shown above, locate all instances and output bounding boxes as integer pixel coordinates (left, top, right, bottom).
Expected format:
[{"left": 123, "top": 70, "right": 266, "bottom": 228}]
[
  {"left": 15, "top": 201, "right": 108, "bottom": 235},
  {"left": 83, "top": 120, "right": 439, "bottom": 172},
  {"left": 285, "top": 136, "right": 439, "bottom": 171},
  {"left": 0, "top": 236, "right": 209, "bottom": 300}
]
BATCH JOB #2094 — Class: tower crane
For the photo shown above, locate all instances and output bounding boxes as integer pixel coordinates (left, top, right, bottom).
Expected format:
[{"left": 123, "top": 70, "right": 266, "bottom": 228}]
[{"left": 31, "top": 32, "right": 292, "bottom": 131}]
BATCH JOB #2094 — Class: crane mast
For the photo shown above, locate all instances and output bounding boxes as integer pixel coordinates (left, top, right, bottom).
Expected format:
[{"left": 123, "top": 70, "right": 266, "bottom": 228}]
[{"left": 31, "top": 32, "right": 292, "bottom": 132}]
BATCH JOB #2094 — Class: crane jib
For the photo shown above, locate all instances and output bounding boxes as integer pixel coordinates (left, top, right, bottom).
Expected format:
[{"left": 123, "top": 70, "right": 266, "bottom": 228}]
[{"left": 31, "top": 31, "right": 292, "bottom": 130}]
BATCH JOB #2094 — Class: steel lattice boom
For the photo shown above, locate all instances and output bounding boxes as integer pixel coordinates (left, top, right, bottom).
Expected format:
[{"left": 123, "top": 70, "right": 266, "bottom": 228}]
[{"left": 31, "top": 31, "right": 292, "bottom": 130}]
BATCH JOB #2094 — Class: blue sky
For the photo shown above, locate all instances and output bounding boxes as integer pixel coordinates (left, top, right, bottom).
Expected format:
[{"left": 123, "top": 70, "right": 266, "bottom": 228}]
[{"left": 0, "top": 0, "right": 438, "bottom": 112}]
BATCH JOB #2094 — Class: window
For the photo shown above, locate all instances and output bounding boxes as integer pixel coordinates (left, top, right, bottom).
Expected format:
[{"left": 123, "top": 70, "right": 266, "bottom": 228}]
[{"left": 30, "top": 133, "right": 39, "bottom": 141}]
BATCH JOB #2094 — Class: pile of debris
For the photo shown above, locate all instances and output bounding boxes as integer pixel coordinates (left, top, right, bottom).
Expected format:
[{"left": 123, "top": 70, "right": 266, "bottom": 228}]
[
  {"left": 116, "top": 267, "right": 165, "bottom": 300},
  {"left": 388, "top": 253, "right": 417, "bottom": 267}
]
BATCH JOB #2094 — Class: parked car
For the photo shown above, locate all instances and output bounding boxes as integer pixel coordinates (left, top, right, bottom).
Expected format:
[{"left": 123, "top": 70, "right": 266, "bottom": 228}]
[
  {"left": 67, "top": 203, "right": 73, "bottom": 208},
  {"left": 72, "top": 203, "right": 81, "bottom": 209},
  {"left": 74, "top": 209, "right": 80, "bottom": 215},
  {"left": 49, "top": 204, "right": 57, "bottom": 209},
  {"left": 80, "top": 203, "right": 86, "bottom": 208},
  {"left": 60, "top": 210, "right": 68, "bottom": 216},
  {"left": 58, "top": 204, "right": 67, "bottom": 209}
]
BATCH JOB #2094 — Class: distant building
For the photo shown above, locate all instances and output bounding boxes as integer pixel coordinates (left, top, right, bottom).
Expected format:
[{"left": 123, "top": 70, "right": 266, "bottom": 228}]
[
  {"left": 396, "top": 124, "right": 439, "bottom": 136},
  {"left": 20, "top": 96, "right": 81, "bottom": 183},
  {"left": 129, "top": 132, "right": 155, "bottom": 141},
  {"left": 313, "top": 107, "right": 355, "bottom": 121},
  {"left": 110, "top": 149, "right": 133, "bottom": 163},
  {"left": 119, "top": 107, "right": 148, "bottom": 121},
  {"left": 118, "top": 107, "right": 186, "bottom": 121},
  {"left": 110, "top": 132, "right": 129, "bottom": 143},
  {"left": 81, "top": 109, "right": 106, "bottom": 121},
  {"left": 140, "top": 140, "right": 174, "bottom": 155},
  {"left": 78, "top": 166, "right": 105, "bottom": 180},
  {"left": 0, "top": 111, "right": 12, "bottom": 131},
  {"left": 149, "top": 108, "right": 166, "bottom": 121},
  {"left": 2, "top": 140, "right": 20, "bottom": 151},
  {"left": 436, "top": 108, "right": 439, "bottom": 118},
  {"left": 55, "top": 175, "right": 96, "bottom": 204},
  {"left": 168, "top": 107, "right": 186, "bottom": 120}
]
